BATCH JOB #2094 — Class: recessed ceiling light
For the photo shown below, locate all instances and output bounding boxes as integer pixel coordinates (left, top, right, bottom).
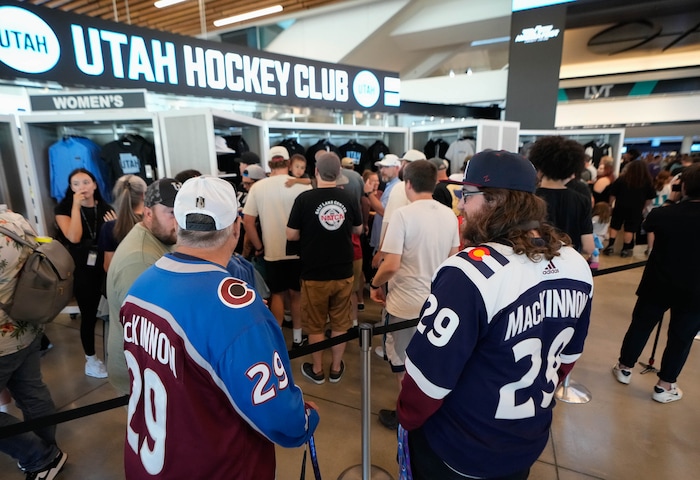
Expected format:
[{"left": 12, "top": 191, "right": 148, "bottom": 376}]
[
  {"left": 154, "top": 0, "right": 187, "bottom": 9},
  {"left": 213, "top": 5, "right": 284, "bottom": 28}
]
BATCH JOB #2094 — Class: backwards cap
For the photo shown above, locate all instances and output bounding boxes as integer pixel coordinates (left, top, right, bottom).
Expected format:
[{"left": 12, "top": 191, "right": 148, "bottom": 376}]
[{"left": 174, "top": 176, "right": 238, "bottom": 231}]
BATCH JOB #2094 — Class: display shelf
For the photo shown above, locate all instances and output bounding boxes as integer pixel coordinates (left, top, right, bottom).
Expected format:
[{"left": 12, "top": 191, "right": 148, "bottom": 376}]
[
  {"left": 409, "top": 119, "right": 520, "bottom": 173},
  {"left": 265, "top": 120, "right": 408, "bottom": 173},
  {"left": 19, "top": 110, "right": 164, "bottom": 236},
  {"left": 158, "top": 109, "right": 266, "bottom": 179}
]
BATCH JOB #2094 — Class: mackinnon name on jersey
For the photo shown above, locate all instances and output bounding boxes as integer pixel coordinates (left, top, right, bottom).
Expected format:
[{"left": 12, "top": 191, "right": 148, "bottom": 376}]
[
  {"left": 505, "top": 288, "right": 589, "bottom": 341},
  {"left": 124, "top": 313, "right": 178, "bottom": 378}
]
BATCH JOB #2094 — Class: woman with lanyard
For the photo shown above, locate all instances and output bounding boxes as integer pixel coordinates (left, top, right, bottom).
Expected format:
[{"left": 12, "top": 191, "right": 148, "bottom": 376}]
[{"left": 55, "top": 168, "right": 116, "bottom": 378}]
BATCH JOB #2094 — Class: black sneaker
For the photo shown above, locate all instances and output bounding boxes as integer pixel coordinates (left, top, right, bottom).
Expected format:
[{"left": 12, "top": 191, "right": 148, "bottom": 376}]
[
  {"left": 378, "top": 409, "right": 398, "bottom": 430},
  {"left": 292, "top": 335, "right": 308, "bottom": 349},
  {"left": 25, "top": 450, "right": 67, "bottom": 480},
  {"left": 602, "top": 246, "right": 615, "bottom": 256},
  {"left": 301, "top": 362, "right": 325, "bottom": 385},
  {"left": 329, "top": 361, "right": 345, "bottom": 383},
  {"left": 620, "top": 249, "right": 634, "bottom": 258}
]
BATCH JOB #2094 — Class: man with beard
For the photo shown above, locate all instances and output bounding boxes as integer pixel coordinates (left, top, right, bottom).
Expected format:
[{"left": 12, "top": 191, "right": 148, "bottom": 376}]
[
  {"left": 397, "top": 151, "right": 593, "bottom": 480},
  {"left": 106, "top": 178, "right": 181, "bottom": 394}
]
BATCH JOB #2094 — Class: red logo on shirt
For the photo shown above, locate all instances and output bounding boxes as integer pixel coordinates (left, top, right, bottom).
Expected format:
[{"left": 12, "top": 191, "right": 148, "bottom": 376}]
[
  {"left": 468, "top": 246, "right": 491, "bottom": 261},
  {"left": 218, "top": 278, "right": 255, "bottom": 308}
]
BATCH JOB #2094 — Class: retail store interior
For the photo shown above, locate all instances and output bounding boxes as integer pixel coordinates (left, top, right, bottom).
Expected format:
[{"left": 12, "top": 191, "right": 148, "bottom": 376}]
[
  {"left": 1, "top": 252, "right": 699, "bottom": 480},
  {"left": 2, "top": 0, "right": 700, "bottom": 479}
]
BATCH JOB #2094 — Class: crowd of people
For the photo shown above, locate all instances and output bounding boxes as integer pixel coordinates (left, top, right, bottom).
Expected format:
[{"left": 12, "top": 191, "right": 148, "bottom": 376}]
[{"left": 0, "top": 139, "right": 698, "bottom": 479}]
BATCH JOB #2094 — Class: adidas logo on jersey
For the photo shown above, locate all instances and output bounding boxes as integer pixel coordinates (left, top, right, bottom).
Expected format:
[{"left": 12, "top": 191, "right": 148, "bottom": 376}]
[{"left": 543, "top": 260, "right": 559, "bottom": 275}]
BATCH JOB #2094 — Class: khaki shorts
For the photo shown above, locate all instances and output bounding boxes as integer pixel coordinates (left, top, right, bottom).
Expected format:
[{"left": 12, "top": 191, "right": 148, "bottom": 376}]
[
  {"left": 352, "top": 259, "right": 363, "bottom": 292},
  {"left": 301, "top": 277, "right": 353, "bottom": 334}
]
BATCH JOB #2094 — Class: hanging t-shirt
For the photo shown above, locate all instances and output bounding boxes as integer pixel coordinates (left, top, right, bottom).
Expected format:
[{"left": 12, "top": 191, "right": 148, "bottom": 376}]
[
  {"left": 338, "top": 140, "right": 368, "bottom": 173},
  {"left": 279, "top": 138, "right": 306, "bottom": 157},
  {"left": 50, "top": 136, "right": 111, "bottom": 203},
  {"left": 423, "top": 138, "right": 450, "bottom": 161},
  {"left": 101, "top": 135, "right": 157, "bottom": 187},
  {"left": 305, "top": 140, "right": 340, "bottom": 176},
  {"left": 362, "top": 140, "right": 391, "bottom": 172},
  {"left": 445, "top": 139, "right": 476, "bottom": 175}
]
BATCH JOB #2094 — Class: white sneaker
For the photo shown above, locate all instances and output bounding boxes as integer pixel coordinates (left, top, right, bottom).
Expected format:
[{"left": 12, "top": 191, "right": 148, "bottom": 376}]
[
  {"left": 652, "top": 384, "right": 683, "bottom": 403},
  {"left": 375, "top": 346, "right": 385, "bottom": 358},
  {"left": 85, "top": 357, "right": 108, "bottom": 378},
  {"left": 612, "top": 364, "right": 632, "bottom": 384}
]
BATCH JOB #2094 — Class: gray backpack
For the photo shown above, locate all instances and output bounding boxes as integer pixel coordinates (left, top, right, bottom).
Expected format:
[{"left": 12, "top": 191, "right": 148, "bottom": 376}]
[{"left": 0, "top": 226, "right": 75, "bottom": 325}]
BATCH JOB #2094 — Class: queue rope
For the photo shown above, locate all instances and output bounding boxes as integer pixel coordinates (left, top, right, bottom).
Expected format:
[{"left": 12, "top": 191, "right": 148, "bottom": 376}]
[{"left": 0, "top": 260, "right": 646, "bottom": 440}]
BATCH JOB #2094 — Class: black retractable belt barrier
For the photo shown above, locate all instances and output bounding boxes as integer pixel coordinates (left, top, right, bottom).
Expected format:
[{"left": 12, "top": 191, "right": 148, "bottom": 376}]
[
  {"left": 0, "top": 261, "right": 645, "bottom": 440},
  {"left": 0, "top": 395, "right": 128, "bottom": 440}
]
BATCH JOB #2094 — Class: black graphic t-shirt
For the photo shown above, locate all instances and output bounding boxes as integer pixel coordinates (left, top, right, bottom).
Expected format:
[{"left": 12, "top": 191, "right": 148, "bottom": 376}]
[{"left": 287, "top": 188, "right": 361, "bottom": 280}]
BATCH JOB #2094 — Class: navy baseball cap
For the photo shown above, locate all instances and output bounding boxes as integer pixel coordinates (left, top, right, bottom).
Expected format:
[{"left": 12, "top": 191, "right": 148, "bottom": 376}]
[{"left": 462, "top": 150, "right": 537, "bottom": 193}]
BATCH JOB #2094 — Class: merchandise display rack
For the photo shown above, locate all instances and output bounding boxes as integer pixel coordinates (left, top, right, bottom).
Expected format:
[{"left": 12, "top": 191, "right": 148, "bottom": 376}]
[
  {"left": 158, "top": 108, "right": 266, "bottom": 178},
  {"left": 520, "top": 128, "right": 626, "bottom": 173},
  {"left": 265, "top": 120, "right": 408, "bottom": 165},
  {"left": 409, "top": 119, "right": 520, "bottom": 172},
  {"left": 19, "top": 110, "right": 164, "bottom": 236}
]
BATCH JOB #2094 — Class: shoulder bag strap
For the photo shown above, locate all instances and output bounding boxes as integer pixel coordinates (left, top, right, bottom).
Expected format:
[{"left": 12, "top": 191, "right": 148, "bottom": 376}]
[{"left": 0, "top": 225, "right": 37, "bottom": 251}]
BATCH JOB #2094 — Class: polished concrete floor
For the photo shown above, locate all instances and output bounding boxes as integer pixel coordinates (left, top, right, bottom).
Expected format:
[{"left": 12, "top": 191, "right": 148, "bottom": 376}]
[{"left": 2, "top": 247, "right": 699, "bottom": 479}]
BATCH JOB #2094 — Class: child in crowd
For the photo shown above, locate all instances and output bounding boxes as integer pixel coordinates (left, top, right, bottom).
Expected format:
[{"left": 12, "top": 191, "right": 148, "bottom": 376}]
[
  {"left": 590, "top": 202, "right": 612, "bottom": 270},
  {"left": 286, "top": 154, "right": 312, "bottom": 187}
]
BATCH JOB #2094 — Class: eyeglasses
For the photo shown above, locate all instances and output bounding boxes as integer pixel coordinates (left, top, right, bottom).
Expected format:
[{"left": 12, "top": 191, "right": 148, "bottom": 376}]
[{"left": 455, "top": 189, "right": 484, "bottom": 200}]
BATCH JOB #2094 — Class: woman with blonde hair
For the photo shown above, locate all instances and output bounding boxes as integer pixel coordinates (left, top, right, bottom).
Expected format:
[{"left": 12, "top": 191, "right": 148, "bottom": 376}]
[{"left": 98, "top": 175, "right": 148, "bottom": 272}]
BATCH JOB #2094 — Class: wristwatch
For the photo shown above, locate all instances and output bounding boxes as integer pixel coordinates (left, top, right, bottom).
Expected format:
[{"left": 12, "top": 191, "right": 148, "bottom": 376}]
[{"left": 369, "top": 277, "right": 381, "bottom": 289}]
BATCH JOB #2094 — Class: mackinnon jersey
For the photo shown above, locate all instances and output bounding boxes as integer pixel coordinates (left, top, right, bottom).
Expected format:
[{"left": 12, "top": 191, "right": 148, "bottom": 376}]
[
  {"left": 398, "top": 243, "right": 593, "bottom": 478},
  {"left": 120, "top": 253, "right": 319, "bottom": 479}
]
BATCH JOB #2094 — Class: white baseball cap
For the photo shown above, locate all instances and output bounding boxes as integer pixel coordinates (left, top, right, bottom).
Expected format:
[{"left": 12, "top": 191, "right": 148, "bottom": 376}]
[
  {"left": 401, "top": 149, "right": 427, "bottom": 162},
  {"left": 375, "top": 154, "right": 401, "bottom": 168},
  {"left": 174, "top": 176, "right": 238, "bottom": 231},
  {"left": 269, "top": 145, "right": 290, "bottom": 161}
]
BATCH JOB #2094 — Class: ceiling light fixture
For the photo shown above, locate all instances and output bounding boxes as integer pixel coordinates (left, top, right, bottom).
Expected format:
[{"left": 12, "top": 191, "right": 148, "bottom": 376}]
[
  {"left": 470, "top": 36, "right": 510, "bottom": 47},
  {"left": 213, "top": 5, "right": 283, "bottom": 28},
  {"left": 154, "top": 0, "right": 187, "bottom": 9}
]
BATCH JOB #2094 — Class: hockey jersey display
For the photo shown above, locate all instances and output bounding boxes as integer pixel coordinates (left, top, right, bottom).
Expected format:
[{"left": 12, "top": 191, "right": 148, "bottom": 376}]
[
  {"left": 101, "top": 134, "right": 157, "bottom": 186},
  {"left": 121, "top": 253, "right": 318, "bottom": 479},
  {"left": 49, "top": 136, "right": 111, "bottom": 203}
]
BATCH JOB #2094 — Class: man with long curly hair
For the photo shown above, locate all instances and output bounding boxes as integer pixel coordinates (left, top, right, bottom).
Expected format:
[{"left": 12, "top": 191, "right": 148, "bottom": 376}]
[{"left": 397, "top": 150, "right": 594, "bottom": 480}]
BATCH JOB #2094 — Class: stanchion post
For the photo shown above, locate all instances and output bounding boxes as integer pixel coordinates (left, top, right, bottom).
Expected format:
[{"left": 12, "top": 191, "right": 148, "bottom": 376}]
[
  {"left": 360, "top": 324, "right": 371, "bottom": 479},
  {"left": 337, "top": 323, "right": 393, "bottom": 480},
  {"left": 555, "top": 373, "right": 592, "bottom": 404}
]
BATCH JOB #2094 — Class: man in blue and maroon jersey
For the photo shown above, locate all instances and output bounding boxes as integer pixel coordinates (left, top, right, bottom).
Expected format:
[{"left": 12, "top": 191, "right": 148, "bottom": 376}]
[
  {"left": 397, "top": 151, "right": 593, "bottom": 480},
  {"left": 120, "top": 176, "right": 319, "bottom": 480}
]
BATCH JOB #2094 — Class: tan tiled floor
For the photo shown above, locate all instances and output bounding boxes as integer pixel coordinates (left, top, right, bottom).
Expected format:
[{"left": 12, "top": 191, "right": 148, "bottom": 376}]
[{"left": 2, "top": 248, "right": 699, "bottom": 479}]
